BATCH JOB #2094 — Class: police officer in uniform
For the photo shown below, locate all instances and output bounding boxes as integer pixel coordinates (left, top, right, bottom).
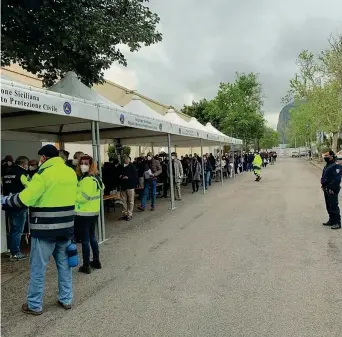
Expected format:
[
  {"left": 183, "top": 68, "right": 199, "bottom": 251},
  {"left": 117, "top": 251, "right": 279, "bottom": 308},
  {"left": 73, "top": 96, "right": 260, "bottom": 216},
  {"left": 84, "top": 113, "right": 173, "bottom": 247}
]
[
  {"left": 2, "top": 156, "right": 30, "bottom": 260},
  {"left": 321, "top": 151, "right": 341, "bottom": 229},
  {"left": 3, "top": 145, "right": 78, "bottom": 315}
]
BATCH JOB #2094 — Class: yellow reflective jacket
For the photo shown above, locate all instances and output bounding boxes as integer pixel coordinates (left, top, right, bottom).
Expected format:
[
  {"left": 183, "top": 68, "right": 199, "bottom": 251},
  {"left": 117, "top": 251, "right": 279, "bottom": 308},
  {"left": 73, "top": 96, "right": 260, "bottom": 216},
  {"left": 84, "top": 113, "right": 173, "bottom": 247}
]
[
  {"left": 7, "top": 157, "right": 78, "bottom": 239},
  {"left": 75, "top": 174, "right": 104, "bottom": 216},
  {"left": 253, "top": 154, "right": 263, "bottom": 169}
]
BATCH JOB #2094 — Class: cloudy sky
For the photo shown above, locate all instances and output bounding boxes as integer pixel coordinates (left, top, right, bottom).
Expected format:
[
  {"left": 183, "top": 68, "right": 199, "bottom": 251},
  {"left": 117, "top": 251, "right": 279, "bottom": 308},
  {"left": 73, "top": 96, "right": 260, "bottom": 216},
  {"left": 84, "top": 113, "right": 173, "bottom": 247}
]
[{"left": 104, "top": 0, "right": 342, "bottom": 129}]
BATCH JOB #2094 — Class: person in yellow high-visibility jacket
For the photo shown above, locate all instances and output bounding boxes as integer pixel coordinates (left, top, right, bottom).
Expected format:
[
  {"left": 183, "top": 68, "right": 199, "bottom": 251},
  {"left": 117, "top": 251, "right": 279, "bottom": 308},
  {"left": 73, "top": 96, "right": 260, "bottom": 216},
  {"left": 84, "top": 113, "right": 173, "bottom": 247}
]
[
  {"left": 252, "top": 152, "right": 263, "bottom": 181},
  {"left": 75, "top": 155, "right": 104, "bottom": 275},
  {"left": 3, "top": 145, "right": 77, "bottom": 315}
]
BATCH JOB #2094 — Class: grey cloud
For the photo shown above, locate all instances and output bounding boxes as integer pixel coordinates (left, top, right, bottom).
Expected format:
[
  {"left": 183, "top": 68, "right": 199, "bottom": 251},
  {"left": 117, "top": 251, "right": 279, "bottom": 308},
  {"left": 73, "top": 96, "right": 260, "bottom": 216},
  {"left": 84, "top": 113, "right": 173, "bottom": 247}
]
[{"left": 107, "top": 0, "right": 342, "bottom": 127}]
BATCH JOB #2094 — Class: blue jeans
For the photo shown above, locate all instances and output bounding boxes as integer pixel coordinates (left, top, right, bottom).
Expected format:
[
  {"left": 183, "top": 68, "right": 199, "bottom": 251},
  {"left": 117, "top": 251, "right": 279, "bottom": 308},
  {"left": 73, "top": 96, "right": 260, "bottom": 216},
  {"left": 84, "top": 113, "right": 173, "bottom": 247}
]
[
  {"left": 76, "top": 215, "right": 99, "bottom": 266},
  {"left": 141, "top": 179, "right": 157, "bottom": 209},
  {"left": 247, "top": 163, "right": 253, "bottom": 171},
  {"left": 8, "top": 208, "right": 27, "bottom": 255},
  {"left": 204, "top": 171, "right": 211, "bottom": 188},
  {"left": 28, "top": 238, "right": 72, "bottom": 312}
]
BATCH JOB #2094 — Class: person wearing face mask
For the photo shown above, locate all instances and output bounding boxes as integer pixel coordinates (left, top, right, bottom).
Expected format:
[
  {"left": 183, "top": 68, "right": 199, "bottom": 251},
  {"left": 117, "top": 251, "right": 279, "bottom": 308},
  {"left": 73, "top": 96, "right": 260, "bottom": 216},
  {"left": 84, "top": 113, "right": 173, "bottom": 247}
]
[
  {"left": 138, "top": 152, "right": 162, "bottom": 211},
  {"left": 2, "top": 156, "right": 30, "bottom": 261},
  {"left": 2, "top": 145, "right": 78, "bottom": 315},
  {"left": 1, "top": 155, "right": 14, "bottom": 177},
  {"left": 67, "top": 151, "right": 84, "bottom": 172},
  {"left": 167, "top": 152, "right": 183, "bottom": 200},
  {"left": 28, "top": 159, "right": 39, "bottom": 178},
  {"left": 118, "top": 156, "right": 138, "bottom": 221},
  {"left": 321, "top": 150, "right": 341, "bottom": 229},
  {"left": 75, "top": 155, "right": 104, "bottom": 274}
]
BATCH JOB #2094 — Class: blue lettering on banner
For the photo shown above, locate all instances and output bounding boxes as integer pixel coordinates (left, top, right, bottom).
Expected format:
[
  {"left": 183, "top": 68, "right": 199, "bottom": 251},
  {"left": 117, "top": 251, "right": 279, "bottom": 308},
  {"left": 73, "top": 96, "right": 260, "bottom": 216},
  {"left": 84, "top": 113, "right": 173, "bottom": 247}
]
[{"left": 63, "top": 102, "right": 71, "bottom": 115}]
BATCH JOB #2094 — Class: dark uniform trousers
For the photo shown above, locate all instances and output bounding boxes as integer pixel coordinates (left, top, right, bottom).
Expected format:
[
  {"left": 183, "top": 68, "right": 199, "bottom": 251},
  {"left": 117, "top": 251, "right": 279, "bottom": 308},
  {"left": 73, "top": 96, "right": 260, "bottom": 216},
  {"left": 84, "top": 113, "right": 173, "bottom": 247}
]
[{"left": 324, "top": 188, "right": 341, "bottom": 225}]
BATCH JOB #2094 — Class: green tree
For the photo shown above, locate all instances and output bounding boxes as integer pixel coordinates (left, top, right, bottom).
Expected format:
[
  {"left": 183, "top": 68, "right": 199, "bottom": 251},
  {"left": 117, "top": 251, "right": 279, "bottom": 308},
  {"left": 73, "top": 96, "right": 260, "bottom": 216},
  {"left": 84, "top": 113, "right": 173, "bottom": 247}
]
[
  {"left": 181, "top": 99, "right": 211, "bottom": 126},
  {"left": 259, "top": 127, "right": 279, "bottom": 150},
  {"left": 284, "top": 35, "right": 342, "bottom": 152},
  {"left": 1, "top": 0, "right": 162, "bottom": 87},
  {"left": 213, "top": 72, "right": 265, "bottom": 149}
]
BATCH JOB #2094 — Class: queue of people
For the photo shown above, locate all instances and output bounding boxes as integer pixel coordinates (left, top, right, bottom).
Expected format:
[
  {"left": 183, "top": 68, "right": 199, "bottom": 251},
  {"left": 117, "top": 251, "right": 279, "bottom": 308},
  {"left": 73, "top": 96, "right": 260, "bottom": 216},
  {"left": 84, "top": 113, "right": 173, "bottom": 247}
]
[{"left": 0, "top": 145, "right": 278, "bottom": 315}]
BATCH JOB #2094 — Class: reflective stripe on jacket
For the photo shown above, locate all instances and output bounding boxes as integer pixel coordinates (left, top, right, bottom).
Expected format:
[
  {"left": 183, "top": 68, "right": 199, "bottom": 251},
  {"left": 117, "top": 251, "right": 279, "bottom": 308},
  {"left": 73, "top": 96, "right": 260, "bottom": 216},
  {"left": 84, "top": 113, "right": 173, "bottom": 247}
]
[
  {"left": 75, "top": 174, "right": 104, "bottom": 216},
  {"left": 6, "top": 157, "right": 78, "bottom": 239}
]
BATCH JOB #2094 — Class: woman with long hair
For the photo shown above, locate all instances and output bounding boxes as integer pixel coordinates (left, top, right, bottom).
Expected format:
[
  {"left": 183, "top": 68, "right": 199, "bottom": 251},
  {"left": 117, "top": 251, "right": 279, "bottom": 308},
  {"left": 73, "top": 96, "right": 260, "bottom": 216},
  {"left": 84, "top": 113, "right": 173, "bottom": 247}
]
[{"left": 75, "top": 155, "right": 104, "bottom": 274}]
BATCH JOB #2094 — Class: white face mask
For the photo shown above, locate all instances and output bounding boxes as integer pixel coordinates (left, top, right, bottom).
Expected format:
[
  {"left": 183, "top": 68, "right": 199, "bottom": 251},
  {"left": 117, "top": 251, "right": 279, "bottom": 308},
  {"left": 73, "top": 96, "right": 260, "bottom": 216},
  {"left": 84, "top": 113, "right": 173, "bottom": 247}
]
[
  {"left": 72, "top": 159, "right": 79, "bottom": 166},
  {"left": 29, "top": 165, "right": 36, "bottom": 171},
  {"left": 7, "top": 161, "right": 12, "bottom": 166},
  {"left": 147, "top": 156, "right": 152, "bottom": 160},
  {"left": 123, "top": 163, "right": 129, "bottom": 167},
  {"left": 80, "top": 164, "right": 89, "bottom": 173},
  {"left": 171, "top": 156, "right": 176, "bottom": 160}
]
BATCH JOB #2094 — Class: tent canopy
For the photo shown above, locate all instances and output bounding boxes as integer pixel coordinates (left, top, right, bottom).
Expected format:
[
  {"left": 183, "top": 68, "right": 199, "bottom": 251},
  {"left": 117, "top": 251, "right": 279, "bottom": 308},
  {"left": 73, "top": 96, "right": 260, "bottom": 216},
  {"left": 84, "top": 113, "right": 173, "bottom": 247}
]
[
  {"left": 49, "top": 71, "right": 122, "bottom": 109},
  {"left": 1, "top": 73, "right": 242, "bottom": 146},
  {"left": 1, "top": 76, "right": 99, "bottom": 142}
]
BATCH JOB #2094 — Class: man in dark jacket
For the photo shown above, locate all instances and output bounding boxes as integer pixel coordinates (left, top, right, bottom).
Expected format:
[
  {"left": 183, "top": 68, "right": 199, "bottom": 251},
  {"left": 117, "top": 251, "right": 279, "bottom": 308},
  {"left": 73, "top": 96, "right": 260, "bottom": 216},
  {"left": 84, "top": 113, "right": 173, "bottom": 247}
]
[
  {"left": 1, "top": 155, "right": 14, "bottom": 177},
  {"left": 138, "top": 152, "right": 162, "bottom": 211},
  {"left": 321, "top": 151, "right": 341, "bottom": 229},
  {"left": 247, "top": 152, "right": 254, "bottom": 171},
  {"left": 2, "top": 156, "right": 30, "bottom": 260},
  {"left": 118, "top": 156, "right": 138, "bottom": 220}
]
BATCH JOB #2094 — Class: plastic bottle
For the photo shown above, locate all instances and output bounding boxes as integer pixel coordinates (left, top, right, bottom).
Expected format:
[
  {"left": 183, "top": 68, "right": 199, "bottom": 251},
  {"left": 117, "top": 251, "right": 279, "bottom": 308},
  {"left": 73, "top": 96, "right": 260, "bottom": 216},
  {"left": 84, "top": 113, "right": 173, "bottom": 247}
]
[{"left": 66, "top": 243, "right": 79, "bottom": 267}]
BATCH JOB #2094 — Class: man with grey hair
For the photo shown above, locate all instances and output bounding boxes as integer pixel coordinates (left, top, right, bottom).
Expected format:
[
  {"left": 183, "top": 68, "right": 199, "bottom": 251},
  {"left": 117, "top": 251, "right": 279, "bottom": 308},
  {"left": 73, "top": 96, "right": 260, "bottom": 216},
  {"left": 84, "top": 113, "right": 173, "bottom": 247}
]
[{"left": 59, "top": 150, "right": 70, "bottom": 163}]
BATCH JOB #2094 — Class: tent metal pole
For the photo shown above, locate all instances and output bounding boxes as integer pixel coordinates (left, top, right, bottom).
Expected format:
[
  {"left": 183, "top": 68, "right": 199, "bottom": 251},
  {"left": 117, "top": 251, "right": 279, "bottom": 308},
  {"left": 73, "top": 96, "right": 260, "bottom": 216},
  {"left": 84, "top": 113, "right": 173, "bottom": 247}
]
[
  {"left": 96, "top": 121, "right": 106, "bottom": 243},
  {"left": 241, "top": 146, "right": 244, "bottom": 175},
  {"left": 231, "top": 143, "right": 235, "bottom": 179},
  {"left": 167, "top": 134, "right": 176, "bottom": 210},
  {"left": 91, "top": 121, "right": 98, "bottom": 161},
  {"left": 220, "top": 142, "right": 223, "bottom": 186},
  {"left": 91, "top": 121, "right": 102, "bottom": 242},
  {"left": 200, "top": 139, "right": 206, "bottom": 194}
]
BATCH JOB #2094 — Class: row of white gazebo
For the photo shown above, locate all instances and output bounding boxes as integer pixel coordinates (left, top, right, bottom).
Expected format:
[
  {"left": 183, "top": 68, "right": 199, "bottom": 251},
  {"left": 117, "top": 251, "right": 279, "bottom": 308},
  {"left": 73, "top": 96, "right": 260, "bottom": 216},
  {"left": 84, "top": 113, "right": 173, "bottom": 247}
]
[{"left": 1, "top": 71, "right": 242, "bottom": 242}]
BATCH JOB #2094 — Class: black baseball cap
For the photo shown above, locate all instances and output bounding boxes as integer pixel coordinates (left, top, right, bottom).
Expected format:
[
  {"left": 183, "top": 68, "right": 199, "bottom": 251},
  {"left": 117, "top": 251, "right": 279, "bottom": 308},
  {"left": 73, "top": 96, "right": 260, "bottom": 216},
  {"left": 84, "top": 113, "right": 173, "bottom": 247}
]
[{"left": 38, "top": 144, "right": 59, "bottom": 158}]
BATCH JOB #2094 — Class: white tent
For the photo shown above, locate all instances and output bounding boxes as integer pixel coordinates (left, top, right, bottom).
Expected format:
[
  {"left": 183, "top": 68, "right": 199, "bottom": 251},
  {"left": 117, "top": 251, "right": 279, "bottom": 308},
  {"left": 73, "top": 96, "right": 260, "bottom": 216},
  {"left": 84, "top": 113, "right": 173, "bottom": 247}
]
[
  {"left": 1, "top": 77, "right": 99, "bottom": 139},
  {"left": 188, "top": 117, "right": 221, "bottom": 142},
  {"left": 205, "top": 122, "right": 242, "bottom": 145},
  {"left": 49, "top": 71, "right": 122, "bottom": 109}
]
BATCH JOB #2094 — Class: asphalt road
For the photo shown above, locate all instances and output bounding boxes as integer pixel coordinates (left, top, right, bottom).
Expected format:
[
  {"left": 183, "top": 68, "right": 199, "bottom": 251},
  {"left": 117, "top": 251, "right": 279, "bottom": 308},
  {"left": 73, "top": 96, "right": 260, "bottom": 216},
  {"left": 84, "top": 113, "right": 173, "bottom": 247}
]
[{"left": 2, "top": 158, "right": 342, "bottom": 337}]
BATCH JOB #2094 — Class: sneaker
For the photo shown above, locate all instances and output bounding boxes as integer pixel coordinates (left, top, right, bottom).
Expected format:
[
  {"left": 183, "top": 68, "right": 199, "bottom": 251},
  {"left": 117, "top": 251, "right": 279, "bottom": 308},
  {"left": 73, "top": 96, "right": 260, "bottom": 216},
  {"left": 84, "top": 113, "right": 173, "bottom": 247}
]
[
  {"left": 138, "top": 206, "right": 145, "bottom": 212},
  {"left": 11, "top": 253, "right": 28, "bottom": 261},
  {"left": 126, "top": 216, "right": 132, "bottom": 221},
  {"left": 21, "top": 303, "right": 42, "bottom": 316},
  {"left": 118, "top": 215, "right": 127, "bottom": 220},
  {"left": 79, "top": 265, "right": 91, "bottom": 274},
  {"left": 331, "top": 224, "right": 341, "bottom": 230},
  {"left": 90, "top": 260, "right": 102, "bottom": 269},
  {"left": 322, "top": 221, "right": 332, "bottom": 226},
  {"left": 57, "top": 300, "right": 72, "bottom": 310}
]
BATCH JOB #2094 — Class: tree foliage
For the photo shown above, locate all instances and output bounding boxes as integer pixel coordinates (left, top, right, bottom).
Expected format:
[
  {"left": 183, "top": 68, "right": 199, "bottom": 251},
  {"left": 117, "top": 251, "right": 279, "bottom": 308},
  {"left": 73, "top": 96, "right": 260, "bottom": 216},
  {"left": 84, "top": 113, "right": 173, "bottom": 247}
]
[
  {"left": 181, "top": 72, "right": 266, "bottom": 149},
  {"left": 259, "top": 126, "right": 280, "bottom": 150},
  {"left": 1, "top": 0, "right": 162, "bottom": 87},
  {"left": 181, "top": 99, "right": 212, "bottom": 126},
  {"left": 284, "top": 34, "right": 342, "bottom": 152}
]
